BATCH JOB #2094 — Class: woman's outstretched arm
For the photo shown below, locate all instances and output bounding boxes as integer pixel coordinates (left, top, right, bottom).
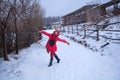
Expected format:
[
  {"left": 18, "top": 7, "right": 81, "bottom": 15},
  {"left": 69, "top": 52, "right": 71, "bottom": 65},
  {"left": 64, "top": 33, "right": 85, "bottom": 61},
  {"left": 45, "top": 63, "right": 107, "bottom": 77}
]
[
  {"left": 38, "top": 30, "right": 51, "bottom": 37},
  {"left": 57, "top": 37, "right": 70, "bottom": 45}
]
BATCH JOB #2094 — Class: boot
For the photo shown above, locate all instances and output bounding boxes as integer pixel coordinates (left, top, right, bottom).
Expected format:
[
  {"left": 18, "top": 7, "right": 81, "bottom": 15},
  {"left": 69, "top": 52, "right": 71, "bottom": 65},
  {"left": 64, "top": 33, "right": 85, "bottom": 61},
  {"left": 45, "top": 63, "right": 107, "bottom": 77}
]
[
  {"left": 48, "top": 57, "right": 53, "bottom": 67},
  {"left": 54, "top": 54, "right": 60, "bottom": 63}
]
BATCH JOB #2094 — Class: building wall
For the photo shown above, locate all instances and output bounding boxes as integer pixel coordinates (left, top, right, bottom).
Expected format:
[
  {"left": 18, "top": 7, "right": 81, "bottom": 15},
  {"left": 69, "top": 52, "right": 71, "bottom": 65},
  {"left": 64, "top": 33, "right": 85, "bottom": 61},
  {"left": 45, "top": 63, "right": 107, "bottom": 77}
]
[
  {"left": 62, "top": 4, "right": 109, "bottom": 25},
  {"left": 63, "top": 11, "right": 88, "bottom": 25},
  {"left": 86, "top": 6, "right": 107, "bottom": 22},
  {"left": 51, "top": 23, "right": 61, "bottom": 29}
]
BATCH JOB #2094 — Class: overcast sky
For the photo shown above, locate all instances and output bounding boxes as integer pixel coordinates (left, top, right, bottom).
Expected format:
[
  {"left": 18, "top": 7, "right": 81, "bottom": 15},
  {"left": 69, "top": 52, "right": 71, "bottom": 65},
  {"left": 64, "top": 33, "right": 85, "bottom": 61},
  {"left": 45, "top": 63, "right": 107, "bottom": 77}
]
[{"left": 40, "top": 0, "right": 111, "bottom": 17}]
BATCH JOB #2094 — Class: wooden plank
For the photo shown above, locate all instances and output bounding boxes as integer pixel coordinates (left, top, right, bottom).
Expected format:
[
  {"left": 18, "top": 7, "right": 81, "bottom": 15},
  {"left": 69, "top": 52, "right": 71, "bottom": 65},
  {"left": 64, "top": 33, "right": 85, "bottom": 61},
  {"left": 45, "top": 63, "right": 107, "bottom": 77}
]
[{"left": 100, "top": 30, "right": 120, "bottom": 32}]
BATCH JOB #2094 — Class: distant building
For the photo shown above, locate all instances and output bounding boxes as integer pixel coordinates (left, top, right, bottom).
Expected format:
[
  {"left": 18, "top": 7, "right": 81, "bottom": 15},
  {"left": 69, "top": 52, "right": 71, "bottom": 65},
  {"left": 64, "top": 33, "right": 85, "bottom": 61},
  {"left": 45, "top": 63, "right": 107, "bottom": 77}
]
[
  {"left": 51, "top": 21, "right": 62, "bottom": 29},
  {"left": 62, "top": 4, "right": 100, "bottom": 25},
  {"left": 62, "top": 0, "right": 120, "bottom": 26}
]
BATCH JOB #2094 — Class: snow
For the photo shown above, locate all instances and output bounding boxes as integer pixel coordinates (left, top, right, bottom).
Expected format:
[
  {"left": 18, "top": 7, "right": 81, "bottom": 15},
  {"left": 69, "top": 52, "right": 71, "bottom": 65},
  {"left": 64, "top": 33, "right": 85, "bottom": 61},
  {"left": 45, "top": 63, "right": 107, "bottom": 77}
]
[
  {"left": 0, "top": 17, "right": 120, "bottom": 80},
  {"left": 0, "top": 31, "right": 120, "bottom": 80}
]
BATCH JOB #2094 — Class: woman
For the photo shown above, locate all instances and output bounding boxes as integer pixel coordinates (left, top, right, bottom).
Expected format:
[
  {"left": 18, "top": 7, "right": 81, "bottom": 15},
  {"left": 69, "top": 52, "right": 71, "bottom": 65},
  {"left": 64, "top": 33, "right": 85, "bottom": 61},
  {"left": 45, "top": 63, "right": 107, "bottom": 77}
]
[{"left": 38, "top": 30, "right": 70, "bottom": 67}]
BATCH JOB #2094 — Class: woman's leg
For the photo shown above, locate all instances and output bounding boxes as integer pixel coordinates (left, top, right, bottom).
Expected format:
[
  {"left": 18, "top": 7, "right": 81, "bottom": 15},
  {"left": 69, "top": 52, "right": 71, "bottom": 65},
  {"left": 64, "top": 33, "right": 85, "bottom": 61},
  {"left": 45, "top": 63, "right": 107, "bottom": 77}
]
[
  {"left": 54, "top": 53, "right": 60, "bottom": 63},
  {"left": 48, "top": 52, "right": 54, "bottom": 67},
  {"left": 48, "top": 57, "right": 53, "bottom": 67}
]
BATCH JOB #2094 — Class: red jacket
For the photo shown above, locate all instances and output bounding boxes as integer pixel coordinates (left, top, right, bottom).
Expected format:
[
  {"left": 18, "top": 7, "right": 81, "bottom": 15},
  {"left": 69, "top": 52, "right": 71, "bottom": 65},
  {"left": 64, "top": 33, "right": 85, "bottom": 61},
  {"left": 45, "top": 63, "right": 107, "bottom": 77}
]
[{"left": 40, "top": 30, "right": 69, "bottom": 53}]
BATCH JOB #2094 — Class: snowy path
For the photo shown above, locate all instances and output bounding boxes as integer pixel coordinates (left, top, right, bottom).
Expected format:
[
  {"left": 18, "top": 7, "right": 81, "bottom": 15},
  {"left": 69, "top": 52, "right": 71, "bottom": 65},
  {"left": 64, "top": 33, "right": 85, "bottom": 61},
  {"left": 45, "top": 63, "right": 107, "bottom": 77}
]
[{"left": 0, "top": 30, "right": 120, "bottom": 80}]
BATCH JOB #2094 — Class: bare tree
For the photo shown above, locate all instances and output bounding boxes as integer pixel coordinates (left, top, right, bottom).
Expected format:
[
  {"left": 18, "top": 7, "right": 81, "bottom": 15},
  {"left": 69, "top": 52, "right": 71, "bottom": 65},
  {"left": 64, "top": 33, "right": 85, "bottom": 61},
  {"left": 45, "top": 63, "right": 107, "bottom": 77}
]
[
  {"left": 0, "top": 0, "right": 12, "bottom": 61},
  {"left": 0, "top": 0, "right": 44, "bottom": 60}
]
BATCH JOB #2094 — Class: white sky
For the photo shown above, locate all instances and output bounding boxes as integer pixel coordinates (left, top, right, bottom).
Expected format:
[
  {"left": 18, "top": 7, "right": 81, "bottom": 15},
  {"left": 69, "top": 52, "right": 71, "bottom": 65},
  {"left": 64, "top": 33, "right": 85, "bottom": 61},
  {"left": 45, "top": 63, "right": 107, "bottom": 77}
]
[{"left": 40, "top": 0, "right": 111, "bottom": 17}]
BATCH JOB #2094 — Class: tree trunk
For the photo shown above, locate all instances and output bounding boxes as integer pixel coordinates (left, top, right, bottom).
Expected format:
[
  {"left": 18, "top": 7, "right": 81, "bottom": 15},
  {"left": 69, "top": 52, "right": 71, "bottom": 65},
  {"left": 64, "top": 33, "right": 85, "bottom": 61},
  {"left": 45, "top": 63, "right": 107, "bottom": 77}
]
[
  {"left": 2, "top": 30, "right": 9, "bottom": 61},
  {"left": 15, "top": 13, "right": 18, "bottom": 54},
  {"left": 14, "top": 0, "right": 18, "bottom": 54}
]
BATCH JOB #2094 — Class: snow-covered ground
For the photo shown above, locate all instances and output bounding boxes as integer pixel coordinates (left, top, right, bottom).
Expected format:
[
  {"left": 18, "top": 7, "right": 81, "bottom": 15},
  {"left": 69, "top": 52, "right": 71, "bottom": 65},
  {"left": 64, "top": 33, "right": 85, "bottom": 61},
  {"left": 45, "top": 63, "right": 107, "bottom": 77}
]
[{"left": 0, "top": 29, "right": 120, "bottom": 80}]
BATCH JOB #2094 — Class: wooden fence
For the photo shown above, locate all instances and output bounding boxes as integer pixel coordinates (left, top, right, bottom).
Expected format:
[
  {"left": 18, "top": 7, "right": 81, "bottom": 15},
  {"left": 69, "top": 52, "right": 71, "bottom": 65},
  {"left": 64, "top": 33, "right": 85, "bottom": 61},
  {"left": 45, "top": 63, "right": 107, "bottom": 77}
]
[{"left": 57, "top": 22, "right": 120, "bottom": 41}]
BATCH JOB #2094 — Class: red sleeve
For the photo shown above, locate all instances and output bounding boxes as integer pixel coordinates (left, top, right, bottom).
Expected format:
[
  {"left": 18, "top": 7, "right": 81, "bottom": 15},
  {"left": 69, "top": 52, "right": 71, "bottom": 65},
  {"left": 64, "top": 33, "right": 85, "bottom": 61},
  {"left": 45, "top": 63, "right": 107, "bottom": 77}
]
[
  {"left": 39, "top": 30, "right": 51, "bottom": 37},
  {"left": 57, "top": 37, "right": 68, "bottom": 44}
]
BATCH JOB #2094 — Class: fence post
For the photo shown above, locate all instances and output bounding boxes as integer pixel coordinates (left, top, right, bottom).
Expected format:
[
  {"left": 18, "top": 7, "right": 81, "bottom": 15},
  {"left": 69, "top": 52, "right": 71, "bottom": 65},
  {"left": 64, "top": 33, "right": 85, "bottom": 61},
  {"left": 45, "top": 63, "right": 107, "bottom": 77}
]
[
  {"left": 71, "top": 25, "right": 73, "bottom": 34},
  {"left": 83, "top": 25, "right": 86, "bottom": 39},
  {"left": 96, "top": 25, "right": 100, "bottom": 41},
  {"left": 60, "top": 26, "right": 61, "bottom": 31},
  {"left": 68, "top": 25, "right": 70, "bottom": 34},
  {"left": 63, "top": 26, "right": 65, "bottom": 32},
  {"left": 76, "top": 25, "right": 79, "bottom": 35}
]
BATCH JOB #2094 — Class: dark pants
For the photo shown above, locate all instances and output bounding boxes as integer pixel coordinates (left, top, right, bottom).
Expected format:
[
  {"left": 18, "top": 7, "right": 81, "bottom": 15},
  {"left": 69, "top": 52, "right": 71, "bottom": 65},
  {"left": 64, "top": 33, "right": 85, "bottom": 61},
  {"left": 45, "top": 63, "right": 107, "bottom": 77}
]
[{"left": 48, "top": 52, "right": 60, "bottom": 66}]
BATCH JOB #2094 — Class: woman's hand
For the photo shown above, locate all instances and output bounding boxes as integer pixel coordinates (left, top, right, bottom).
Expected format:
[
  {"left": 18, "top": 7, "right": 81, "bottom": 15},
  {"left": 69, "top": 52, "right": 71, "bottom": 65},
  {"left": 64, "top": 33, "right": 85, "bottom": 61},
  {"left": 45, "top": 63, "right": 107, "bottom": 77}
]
[
  {"left": 38, "top": 30, "right": 41, "bottom": 33},
  {"left": 66, "top": 42, "right": 70, "bottom": 45}
]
